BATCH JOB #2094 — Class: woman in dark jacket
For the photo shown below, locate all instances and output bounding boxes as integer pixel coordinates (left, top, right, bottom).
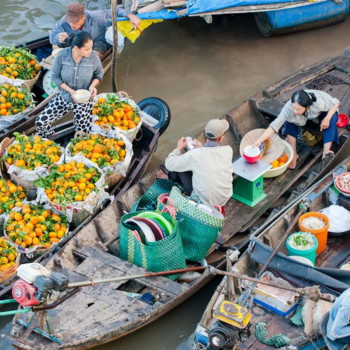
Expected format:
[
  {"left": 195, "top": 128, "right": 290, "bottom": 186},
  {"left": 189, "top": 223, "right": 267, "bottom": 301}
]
[{"left": 36, "top": 31, "right": 104, "bottom": 137}]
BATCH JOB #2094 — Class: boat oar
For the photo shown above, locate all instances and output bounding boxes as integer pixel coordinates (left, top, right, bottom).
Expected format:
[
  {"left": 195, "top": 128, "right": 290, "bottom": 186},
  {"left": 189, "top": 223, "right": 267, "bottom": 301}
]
[
  {"left": 210, "top": 268, "right": 336, "bottom": 303},
  {"left": 66, "top": 266, "right": 207, "bottom": 288}
]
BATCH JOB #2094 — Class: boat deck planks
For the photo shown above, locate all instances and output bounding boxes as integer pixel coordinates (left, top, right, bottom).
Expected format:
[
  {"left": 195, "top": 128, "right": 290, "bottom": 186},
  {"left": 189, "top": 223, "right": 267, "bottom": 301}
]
[
  {"left": 73, "top": 246, "right": 187, "bottom": 296},
  {"left": 335, "top": 57, "right": 350, "bottom": 74}
]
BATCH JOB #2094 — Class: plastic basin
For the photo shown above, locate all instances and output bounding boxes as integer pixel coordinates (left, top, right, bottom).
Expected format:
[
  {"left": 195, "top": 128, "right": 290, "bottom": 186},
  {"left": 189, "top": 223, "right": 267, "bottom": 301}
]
[
  {"left": 337, "top": 113, "right": 349, "bottom": 128},
  {"left": 335, "top": 173, "right": 350, "bottom": 194},
  {"left": 298, "top": 212, "right": 329, "bottom": 254},
  {"left": 243, "top": 146, "right": 260, "bottom": 163},
  {"left": 286, "top": 233, "right": 318, "bottom": 265},
  {"left": 263, "top": 140, "right": 294, "bottom": 178},
  {"left": 136, "top": 212, "right": 173, "bottom": 235},
  {"left": 335, "top": 181, "right": 350, "bottom": 198}
]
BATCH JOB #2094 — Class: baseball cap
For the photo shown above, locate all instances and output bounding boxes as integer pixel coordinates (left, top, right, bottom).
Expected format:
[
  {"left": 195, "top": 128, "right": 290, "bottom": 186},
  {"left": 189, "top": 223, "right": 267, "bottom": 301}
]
[
  {"left": 66, "top": 2, "right": 85, "bottom": 23},
  {"left": 205, "top": 119, "right": 229, "bottom": 139}
]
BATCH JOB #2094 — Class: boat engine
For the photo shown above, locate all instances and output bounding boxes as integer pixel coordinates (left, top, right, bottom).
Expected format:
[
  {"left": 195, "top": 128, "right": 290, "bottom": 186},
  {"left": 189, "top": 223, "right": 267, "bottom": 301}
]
[
  {"left": 208, "top": 301, "right": 252, "bottom": 349},
  {"left": 209, "top": 321, "right": 251, "bottom": 349},
  {"left": 12, "top": 263, "right": 68, "bottom": 307}
]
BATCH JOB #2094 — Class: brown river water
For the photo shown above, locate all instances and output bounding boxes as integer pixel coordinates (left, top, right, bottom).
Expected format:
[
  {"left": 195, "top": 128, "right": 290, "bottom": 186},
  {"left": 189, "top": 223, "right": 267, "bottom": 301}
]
[{"left": 1, "top": 0, "right": 350, "bottom": 348}]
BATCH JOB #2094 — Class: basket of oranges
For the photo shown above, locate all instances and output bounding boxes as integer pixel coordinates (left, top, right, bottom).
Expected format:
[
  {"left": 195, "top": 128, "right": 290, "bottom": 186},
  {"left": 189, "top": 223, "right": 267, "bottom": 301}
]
[
  {"left": 3, "top": 202, "right": 68, "bottom": 257},
  {"left": 0, "top": 178, "right": 27, "bottom": 234},
  {"left": 34, "top": 160, "right": 109, "bottom": 227},
  {"left": 0, "top": 237, "right": 20, "bottom": 284},
  {"left": 263, "top": 140, "right": 294, "bottom": 178},
  {"left": 0, "top": 83, "right": 35, "bottom": 129},
  {"left": 0, "top": 46, "right": 42, "bottom": 91},
  {"left": 1, "top": 133, "right": 64, "bottom": 200},
  {"left": 91, "top": 92, "right": 142, "bottom": 142},
  {"left": 0, "top": 178, "right": 26, "bottom": 215},
  {"left": 66, "top": 132, "right": 133, "bottom": 189}
]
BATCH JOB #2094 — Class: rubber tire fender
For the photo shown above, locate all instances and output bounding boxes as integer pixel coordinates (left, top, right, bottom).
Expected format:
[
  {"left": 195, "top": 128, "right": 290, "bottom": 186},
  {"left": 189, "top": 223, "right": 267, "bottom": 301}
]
[{"left": 137, "top": 97, "right": 171, "bottom": 136}]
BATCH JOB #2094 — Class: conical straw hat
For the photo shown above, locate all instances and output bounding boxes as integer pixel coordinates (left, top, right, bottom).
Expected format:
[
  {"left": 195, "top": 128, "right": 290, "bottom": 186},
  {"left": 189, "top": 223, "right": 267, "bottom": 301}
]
[{"left": 240, "top": 129, "right": 285, "bottom": 164}]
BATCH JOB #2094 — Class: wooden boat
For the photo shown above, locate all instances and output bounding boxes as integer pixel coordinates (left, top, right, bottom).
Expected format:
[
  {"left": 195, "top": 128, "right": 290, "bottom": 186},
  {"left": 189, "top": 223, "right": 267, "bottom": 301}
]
[
  {"left": 0, "top": 103, "right": 169, "bottom": 300},
  {"left": 5, "top": 52, "right": 350, "bottom": 349},
  {"left": 0, "top": 36, "right": 113, "bottom": 139},
  {"left": 193, "top": 158, "right": 350, "bottom": 350}
]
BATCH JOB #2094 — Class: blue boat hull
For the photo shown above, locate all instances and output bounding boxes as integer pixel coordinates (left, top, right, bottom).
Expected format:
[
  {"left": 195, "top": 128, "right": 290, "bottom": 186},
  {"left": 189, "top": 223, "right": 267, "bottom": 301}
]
[{"left": 255, "top": 0, "right": 349, "bottom": 36}]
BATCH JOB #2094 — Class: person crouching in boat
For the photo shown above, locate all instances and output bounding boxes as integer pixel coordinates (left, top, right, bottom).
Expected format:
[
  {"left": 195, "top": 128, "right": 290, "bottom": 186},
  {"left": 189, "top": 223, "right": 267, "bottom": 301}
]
[
  {"left": 326, "top": 288, "right": 350, "bottom": 349},
  {"left": 35, "top": 31, "right": 103, "bottom": 138},
  {"left": 253, "top": 90, "right": 340, "bottom": 169},
  {"left": 50, "top": 2, "right": 140, "bottom": 58},
  {"left": 157, "top": 119, "right": 233, "bottom": 210}
]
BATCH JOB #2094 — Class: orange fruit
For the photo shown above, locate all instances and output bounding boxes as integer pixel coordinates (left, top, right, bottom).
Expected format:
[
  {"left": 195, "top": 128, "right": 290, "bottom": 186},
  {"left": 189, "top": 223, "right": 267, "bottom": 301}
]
[{"left": 270, "top": 160, "right": 279, "bottom": 168}]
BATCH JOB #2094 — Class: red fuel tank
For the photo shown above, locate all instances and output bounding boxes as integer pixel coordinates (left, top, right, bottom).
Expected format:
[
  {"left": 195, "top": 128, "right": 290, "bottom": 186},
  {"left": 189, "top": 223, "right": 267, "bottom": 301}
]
[{"left": 12, "top": 279, "right": 39, "bottom": 307}]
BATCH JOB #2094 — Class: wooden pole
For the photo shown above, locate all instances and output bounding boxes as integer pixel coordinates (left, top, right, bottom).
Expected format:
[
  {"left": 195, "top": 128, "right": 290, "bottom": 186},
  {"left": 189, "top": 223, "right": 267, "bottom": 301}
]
[
  {"left": 67, "top": 266, "right": 206, "bottom": 288},
  {"left": 212, "top": 269, "right": 336, "bottom": 303},
  {"left": 111, "top": 0, "right": 118, "bottom": 93}
]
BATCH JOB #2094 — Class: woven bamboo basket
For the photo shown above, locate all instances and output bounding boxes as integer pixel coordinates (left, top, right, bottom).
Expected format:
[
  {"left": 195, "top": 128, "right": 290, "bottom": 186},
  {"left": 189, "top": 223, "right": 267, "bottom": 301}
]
[
  {"left": 15, "top": 71, "right": 41, "bottom": 91},
  {"left": 69, "top": 131, "right": 124, "bottom": 190},
  {"left": 47, "top": 197, "right": 100, "bottom": 228},
  {"left": 1, "top": 136, "right": 65, "bottom": 201},
  {"left": 0, "top": 239, "right": 20, "bottom": 284},
  {"left": 0, "top": 137, "right": 12, "bottom": 180},
  {"left": 1, "top": 136, "right": 38, "bottom": 199},
  {"left": 4, "top": 218, "right": 69, "bottom": 258}
]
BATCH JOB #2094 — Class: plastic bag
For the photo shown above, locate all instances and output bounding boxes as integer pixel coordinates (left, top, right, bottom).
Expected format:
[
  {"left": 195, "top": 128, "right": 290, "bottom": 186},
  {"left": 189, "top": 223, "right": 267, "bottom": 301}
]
[
  {"left": 65, "top": 132, "right": 133, "bottom": 183},
  {"left": 0, "top": 84, "right": 35, "bottom": 130},
  {"left": 3, "top": 200, "right": 69, "bottom": 258},
  {"left": 36, "top": 158, "right": 113, "bottom": 222},
  {"left": 91, "top": 92, "right": 143, "bottom": 142},
  {"left": 105, "top": 27, "right": 125, "bottom": 53},
  {"left": 4, "top": 141, "right": 64, "bottom": 183}
]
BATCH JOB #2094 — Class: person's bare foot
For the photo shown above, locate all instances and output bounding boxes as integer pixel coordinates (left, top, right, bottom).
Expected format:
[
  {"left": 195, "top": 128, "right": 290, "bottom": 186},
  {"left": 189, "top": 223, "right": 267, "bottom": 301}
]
[
  {"left": 157, "top": 170, "right": 169, "bottom": 179},
  {"left": 288, "top": 154, "right": 299, "bottom": 170},
  {"left": 322, "top": 150, "right": 334, "bottom": 159}
]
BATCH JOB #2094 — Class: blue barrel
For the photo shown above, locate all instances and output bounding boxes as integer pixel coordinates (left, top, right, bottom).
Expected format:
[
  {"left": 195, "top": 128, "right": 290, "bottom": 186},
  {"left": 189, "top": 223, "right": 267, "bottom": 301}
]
[{"left": 255, "top": 0, "right": 349, "bottom": 36}]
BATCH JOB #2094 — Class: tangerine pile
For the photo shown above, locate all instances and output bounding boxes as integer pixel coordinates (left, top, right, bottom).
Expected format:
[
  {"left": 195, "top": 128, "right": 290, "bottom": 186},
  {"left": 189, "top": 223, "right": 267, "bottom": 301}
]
[
  {"left": 0, "top": 46, "right": 41, "bottom": 80},
  {"left": 4, "top": 133, "right": 62, "bottom": 170},
  {"left": 0, "top": 238, "right": 18, "bottom": 272},
  {"left": 34, "top": 161, "right": 101, "bottom": 205},
  {"left": 92, "top": 94, "right": 141, "bottom": 131},
  {"left": 270, "top": 152, "right": 289, "bottom": 169},
  {"left": 69, "top": 134, "right": 126, "bottom": 168},
  {"left": 4, "top": 203, "right": 68, "bottom": 249},
  {"left": 0, "top": 179, "right": 26, "bottom": 214},
  {"left": 0, "top": 83, "right": 32, "bottom": 116}
]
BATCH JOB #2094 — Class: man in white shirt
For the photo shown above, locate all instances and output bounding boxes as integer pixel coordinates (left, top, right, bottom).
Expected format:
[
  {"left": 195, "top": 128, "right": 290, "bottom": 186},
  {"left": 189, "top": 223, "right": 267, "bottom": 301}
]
[{"left": 158, "top": 119, "right": 233, "bottom": 207}]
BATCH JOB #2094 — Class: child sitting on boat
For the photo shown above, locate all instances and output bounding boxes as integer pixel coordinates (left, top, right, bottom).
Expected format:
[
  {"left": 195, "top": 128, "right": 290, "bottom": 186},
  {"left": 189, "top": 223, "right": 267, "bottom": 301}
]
[
  {"left": 158, "top": 119, "right": 233, "bottom": 207},
  {"left": 254, "top": 89, "right": 340, "bottom": 169}
]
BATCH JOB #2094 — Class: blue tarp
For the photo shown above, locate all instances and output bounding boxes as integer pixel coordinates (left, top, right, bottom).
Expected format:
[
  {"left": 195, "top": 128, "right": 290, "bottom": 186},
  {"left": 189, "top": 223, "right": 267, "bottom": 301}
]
[
  {"left": 186, "top": 0, "right": 314, "bottom": 14},
  {"left": 118, "top": 0, "right": 322, "bottom": 21},
  {"left": 119, "top": 9, "right": 184, "bottom": 21}
]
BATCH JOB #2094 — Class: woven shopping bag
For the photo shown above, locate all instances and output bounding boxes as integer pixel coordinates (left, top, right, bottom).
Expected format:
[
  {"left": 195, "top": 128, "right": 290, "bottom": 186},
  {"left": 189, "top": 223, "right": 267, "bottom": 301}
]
[
  {"left": 158, "top": 186, "right": 224, "bottom": 262},
  {"left": 130, "top": 179, "right": 177, "bottom": 213},
  {"left": 119, "top": 208, "right": 186, "bottom": 280}
]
